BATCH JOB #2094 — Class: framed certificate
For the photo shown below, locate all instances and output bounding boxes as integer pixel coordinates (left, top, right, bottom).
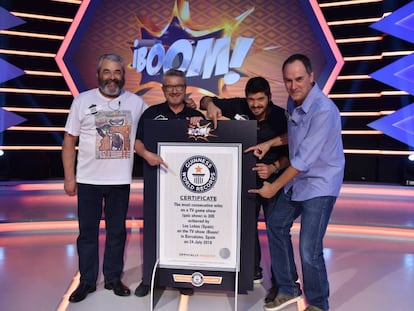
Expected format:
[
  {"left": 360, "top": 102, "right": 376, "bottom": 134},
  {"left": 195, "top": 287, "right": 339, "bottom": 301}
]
[
  {"left": 142, "top": 120, "right": 256, "bottom": 292},
  {"left": 158, "top": 143, "right": 241, "bottom": 271}
]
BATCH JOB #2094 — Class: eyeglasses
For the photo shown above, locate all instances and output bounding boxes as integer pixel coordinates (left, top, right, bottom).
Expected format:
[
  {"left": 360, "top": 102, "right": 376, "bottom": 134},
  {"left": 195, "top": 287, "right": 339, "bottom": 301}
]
[{"left": 162, "top": 84, "right": 186, "bottom": 92}]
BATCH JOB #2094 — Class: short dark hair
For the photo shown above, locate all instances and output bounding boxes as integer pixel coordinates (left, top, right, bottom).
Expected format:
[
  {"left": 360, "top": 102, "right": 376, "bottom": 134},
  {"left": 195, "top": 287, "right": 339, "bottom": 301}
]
[
  {"left": 97, "top": 53, "right": 125, "bottom": 74},
  {"left": 245, "top": 76, "right": 271, "bottom": 97},
  {"left": 282, "top": 53, "right": 313, "bottom": 75}
]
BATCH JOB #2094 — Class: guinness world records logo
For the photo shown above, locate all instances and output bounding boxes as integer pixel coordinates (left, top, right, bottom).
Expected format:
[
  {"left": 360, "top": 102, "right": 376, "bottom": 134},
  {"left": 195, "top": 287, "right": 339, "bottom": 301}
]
[
  {"left": 191, "top": 272, "right": 204, "bottom": 287},
  {"left": 180, "top": 155, "right": 217, "bottom": 193}
]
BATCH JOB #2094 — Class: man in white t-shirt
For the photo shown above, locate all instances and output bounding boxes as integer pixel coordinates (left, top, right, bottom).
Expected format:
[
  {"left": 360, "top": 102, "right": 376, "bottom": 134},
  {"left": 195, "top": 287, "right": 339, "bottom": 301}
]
[{"left": 62, "top": 53, "right": 147, "bottom": 303}]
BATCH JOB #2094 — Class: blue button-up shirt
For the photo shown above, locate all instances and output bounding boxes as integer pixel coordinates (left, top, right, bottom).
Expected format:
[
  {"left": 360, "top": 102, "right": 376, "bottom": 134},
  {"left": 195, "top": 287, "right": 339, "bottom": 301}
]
[{"left": 285, "top": 83, "right": 345, "bottom": 201}]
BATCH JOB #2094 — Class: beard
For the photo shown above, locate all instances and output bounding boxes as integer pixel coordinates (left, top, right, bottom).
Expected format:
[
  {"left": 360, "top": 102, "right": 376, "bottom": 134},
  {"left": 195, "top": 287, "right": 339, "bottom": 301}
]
[{"left": 98, "top": 77, "right": 125, "bottom": 96}]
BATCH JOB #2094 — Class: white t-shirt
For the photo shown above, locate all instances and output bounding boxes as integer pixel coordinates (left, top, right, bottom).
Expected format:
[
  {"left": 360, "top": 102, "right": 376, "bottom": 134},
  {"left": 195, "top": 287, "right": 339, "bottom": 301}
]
[{"left": 64, "top": 88, "right": 147, "bottom": 185}]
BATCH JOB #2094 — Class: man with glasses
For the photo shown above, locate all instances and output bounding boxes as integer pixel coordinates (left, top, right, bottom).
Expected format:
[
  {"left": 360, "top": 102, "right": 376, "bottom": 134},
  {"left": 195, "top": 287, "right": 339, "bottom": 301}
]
[{"left": 134, "top": 68, "right": 205, "bottom": 297}]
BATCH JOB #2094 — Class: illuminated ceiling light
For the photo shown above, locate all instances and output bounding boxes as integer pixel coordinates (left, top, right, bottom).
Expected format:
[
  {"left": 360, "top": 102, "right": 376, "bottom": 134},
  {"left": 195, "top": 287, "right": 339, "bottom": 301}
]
[
  {"left": 342, "top": 130, "right": 382, "bottom": 135},
  {"left": 328, "top": 17, "right": 380, "bottom": 26},
  {"left": 7, "top": 126, "right": 65, "bottom": 131},
  {"left": 383, "top": 51, "right": 414, "bottom": 56},
  {"left": 381, "top": 91, "right": 410, "bottom": 95},
  {"left": 329, "top": 90, "right": 408, "bottom": 99},
  {"left": 330, "top": 93, "right": 380, "bottom": 98},
  {"left": 0, "top": 49, "right": 55, "bottom": 57},
  {"left": 25, "top": 70, "right": 63, "bottom": 77},
  {"left": 3, "top": 107, "right": 69, "bottom": 114},
  {"left": 0, "top": 30, "right": 64, "bottom": 40},
  {"left": 319, "top": 0, "right": 382, "bottom": 8},
  {"left": 0, "top": 88, "right": 71, "bottom": 95},
  {"left": 340, "top": 111, "right": 394, "bottom": 117},
  {"left": 10, "top": 12, "right": 73, "bottom": 23},
  {"left": 344, "top": 55, "right": 382, "bottom": 61},
  {"left": 344, "top": 51, "right": 414, "bottom": 61},
  {"left": 0, "top": 146, "right": 64, "bottom": 151},
  {"left": 51, "top": 0, "right": 81, "bottom": 4},
  {"left": 336, "top": 36, "right": 383, "bottom": 43},
  {"left": 0, "top": 150, "right": 4, "bottom": 157},
  {"left": 344, "top": 149, "right": 414, "bottom": 155},
  {"left": 337, "top": 75, "right": 370, "bottom": 80},
  {"left": 408, "top": 154, "right": 414, "bottom": 161}
]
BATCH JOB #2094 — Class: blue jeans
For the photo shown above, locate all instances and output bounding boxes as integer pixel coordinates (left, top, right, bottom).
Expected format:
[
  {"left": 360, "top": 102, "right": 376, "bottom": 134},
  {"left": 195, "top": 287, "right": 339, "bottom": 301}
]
[
  {"left": 267, "top": 189, "right": 336, "bottom": 310},
  {"left": 77, "top": 183, "right": 130, "bottom": 285}
]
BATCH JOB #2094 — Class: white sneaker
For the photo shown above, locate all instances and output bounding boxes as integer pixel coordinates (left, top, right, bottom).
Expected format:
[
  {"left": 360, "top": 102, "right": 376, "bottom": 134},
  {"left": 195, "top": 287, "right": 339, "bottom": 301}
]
[{"left": 254, "top": 271, "right": 263, "bottom": 284}]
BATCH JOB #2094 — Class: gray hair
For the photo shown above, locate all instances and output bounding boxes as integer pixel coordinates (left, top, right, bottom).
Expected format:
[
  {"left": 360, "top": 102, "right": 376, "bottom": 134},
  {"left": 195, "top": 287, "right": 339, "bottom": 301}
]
[
  {"left": 163, "top": 68, "right": 186, "bottom": 83},
  {"left": 97, "top": 53, "right": 125, "bottom": 74}
]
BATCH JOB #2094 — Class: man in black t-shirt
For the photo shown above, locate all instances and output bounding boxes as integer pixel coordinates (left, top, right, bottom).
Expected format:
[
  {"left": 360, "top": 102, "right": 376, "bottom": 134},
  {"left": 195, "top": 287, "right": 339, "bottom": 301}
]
[{"left": 199, "top": 77, "right": 288, "bottom": 303}]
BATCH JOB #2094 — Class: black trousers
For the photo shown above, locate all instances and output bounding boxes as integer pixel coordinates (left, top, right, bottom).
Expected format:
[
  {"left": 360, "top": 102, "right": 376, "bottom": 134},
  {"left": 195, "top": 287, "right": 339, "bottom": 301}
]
[{"left": 76, "top": 183, "right": 130, "bottom": 285}]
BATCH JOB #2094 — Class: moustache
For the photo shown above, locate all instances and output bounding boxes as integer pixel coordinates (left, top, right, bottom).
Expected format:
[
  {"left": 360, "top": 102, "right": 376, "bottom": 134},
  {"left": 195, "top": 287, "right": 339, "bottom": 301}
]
[{"left": 104, "top": 79, "right": 121, "bottom": 86}]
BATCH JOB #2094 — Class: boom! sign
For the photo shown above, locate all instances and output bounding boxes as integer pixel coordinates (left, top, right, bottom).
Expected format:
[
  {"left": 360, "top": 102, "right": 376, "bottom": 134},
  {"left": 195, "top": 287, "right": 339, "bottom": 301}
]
[{"left": 56, "top": 0, "right": 343, "bottom": 106}]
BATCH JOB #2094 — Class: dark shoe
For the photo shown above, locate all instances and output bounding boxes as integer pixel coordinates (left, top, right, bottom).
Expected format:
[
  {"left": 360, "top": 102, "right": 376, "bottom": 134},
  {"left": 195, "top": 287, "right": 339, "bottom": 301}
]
[
  {"left": 254, "top": 271, "right": 263, "bottom": 284},
  {"left": 264, "top": 286, "right": 278, "bottom": 304},
  {"left": 264, "top": 294, "right": 302, "bottom": 311},
  {"left": 178, "top": 287, "right": 194, "bottom": 296},
  {"left": 134, "top": 282, "right": 150, "bottom": 297},
  {"left": 104, "top": 280, "right": 131, "bottom": 296},
  {"left": 69, "top": 283, "right": 96, "bottom": 303},
  {"left": 304, "top": 305, "right": 324, "bottom": 311}
]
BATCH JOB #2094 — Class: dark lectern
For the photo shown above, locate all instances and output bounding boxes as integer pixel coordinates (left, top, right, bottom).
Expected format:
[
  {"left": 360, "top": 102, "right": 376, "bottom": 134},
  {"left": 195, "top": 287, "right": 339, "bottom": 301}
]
[{"left": 141, "top": 120, "right": 257, "bottom": 309}]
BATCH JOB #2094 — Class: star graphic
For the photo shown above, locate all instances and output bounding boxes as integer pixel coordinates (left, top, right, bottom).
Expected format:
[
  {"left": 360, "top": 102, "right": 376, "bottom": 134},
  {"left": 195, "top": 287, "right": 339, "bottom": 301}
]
[
  {"left": 133, "top": 0, "right": 254, "bottom": 94},
  {"left": 194, "top": 165, "right": 203, "bottom": 173}
]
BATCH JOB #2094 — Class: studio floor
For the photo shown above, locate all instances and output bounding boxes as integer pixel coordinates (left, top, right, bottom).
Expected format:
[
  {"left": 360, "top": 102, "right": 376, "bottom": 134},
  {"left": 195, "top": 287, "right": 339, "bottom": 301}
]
[{"left": 0, "top": 180, "right": 414, "bottom": 311}]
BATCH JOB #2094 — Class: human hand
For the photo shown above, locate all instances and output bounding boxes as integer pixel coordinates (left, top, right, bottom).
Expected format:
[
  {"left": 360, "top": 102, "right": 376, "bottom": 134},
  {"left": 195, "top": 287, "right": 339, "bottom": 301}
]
[
  {"left": 244, "top": 141, "right": 270, "bottom": 160},
  {"left": 64, "top": 179, "right": 77, "bottom": 196},
  {"left": 252, "top": 163, "right": 274, "bottom": 179},
  {"left": 248, "top": 181, "right": 276, "bottom": 199},
  {"left": 188, "top": 116, "right": 203, "bottom": 126},
  {"left": 184, "top": 98, "right": 197, "bottom": 109},
  {"left": 206, "top": 104, "right": 222, "bottom": 129},
  {"left": 145, "top": 151, "right": 168, "bottom": 168}
]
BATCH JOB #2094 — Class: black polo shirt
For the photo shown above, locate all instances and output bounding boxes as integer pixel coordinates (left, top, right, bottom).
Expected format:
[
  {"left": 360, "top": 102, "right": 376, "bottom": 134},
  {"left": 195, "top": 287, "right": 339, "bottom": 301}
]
[
  {"left": 136, "top": 102, "right": 205, "bottom": 141},
  {"left": 212, "top": 97, "right": 288, "bottom": 165}
]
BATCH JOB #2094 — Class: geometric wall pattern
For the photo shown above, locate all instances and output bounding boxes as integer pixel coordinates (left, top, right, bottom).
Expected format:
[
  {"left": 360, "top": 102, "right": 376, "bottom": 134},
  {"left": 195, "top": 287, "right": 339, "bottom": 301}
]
[
  {"left": 369, "top": 1, "right": 414, "bottom": 148},
  {"left": 0, "top": 7, "right": 26, "bottom": 132}
]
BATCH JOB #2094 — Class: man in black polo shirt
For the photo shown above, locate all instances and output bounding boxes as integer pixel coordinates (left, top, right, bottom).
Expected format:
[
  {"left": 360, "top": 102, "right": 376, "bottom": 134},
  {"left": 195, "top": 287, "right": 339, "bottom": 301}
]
[
  {"left": 134, "top": 69, "right": 204, "bottom": 297},
  {"left": 199, "top": 77, "right": 288, "bottom": 303}
]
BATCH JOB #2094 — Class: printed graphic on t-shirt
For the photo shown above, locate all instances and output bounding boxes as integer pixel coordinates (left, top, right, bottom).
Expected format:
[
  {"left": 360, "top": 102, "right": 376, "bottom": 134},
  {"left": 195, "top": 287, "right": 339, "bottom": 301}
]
[{"left": 95, "top": 110, "right": 132, "bottom": 159}]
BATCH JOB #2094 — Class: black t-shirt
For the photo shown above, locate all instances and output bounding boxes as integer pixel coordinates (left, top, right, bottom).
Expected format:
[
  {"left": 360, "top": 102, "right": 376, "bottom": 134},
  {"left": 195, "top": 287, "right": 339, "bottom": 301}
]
[
  {"left": 212, "top": 97, "right": 288, "bottom": 165},
  {"left": 136, "top": 102, "right": 205, "bottom": 141}
]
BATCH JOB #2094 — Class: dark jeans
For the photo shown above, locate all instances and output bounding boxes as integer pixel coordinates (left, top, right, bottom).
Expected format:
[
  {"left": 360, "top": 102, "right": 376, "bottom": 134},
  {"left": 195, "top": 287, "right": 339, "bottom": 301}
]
[
  {"left": 255, "top": 191, "right": 279, "bottom": 284},
  {"left": 267, "top": 188, "right": 336, "bottom": 310},
  {"left": 76, "top": 183, "right": 130, "bottom": 285}
]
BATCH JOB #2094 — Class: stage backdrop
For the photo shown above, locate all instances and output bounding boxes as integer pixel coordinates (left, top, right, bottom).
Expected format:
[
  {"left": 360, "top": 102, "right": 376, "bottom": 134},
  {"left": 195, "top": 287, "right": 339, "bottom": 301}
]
[{"left": 56, "top": 0, "right": 342, "bottom": 108}]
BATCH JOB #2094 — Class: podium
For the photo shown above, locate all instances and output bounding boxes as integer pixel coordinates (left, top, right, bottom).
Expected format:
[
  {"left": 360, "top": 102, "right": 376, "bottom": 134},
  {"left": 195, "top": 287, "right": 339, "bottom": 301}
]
[{"left": 141, "top": 120, "right": 257, "bottom": 310}]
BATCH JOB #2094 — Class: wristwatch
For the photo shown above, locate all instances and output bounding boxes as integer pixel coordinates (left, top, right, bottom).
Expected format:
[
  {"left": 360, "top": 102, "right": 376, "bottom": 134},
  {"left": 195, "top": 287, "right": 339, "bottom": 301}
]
[{"left": 271, "top": 162, "right": 280, "bottom": 175}]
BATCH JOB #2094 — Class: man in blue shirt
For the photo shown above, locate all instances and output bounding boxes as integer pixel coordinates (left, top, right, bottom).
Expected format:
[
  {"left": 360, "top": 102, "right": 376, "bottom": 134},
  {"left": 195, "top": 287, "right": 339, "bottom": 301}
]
[{"left": 249, "top": 54, "right": 345, "bottom": 311}]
